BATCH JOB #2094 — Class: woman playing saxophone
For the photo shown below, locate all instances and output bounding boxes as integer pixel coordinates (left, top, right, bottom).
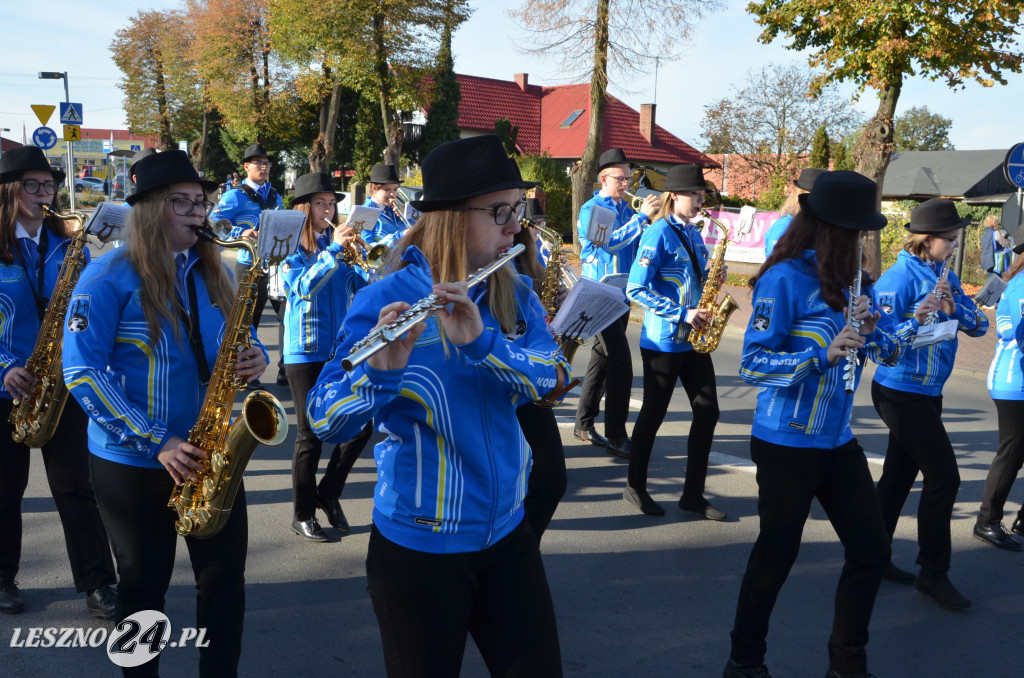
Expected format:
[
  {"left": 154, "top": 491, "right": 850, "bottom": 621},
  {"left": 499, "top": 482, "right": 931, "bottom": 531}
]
[{"left": 63, "top": 151, "right": 266, "bottom": 677}]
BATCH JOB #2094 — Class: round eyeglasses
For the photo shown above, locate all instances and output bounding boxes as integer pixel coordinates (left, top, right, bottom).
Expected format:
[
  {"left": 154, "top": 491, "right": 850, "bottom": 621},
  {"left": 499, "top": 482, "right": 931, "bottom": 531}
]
[
  {"left": 466, "top": 200, "right": 527, "bottom": 226},
  {"left": 165, "top": 197, "right": 216, "bottom": 217},
  {"left": 20, "top": 179, "right": 58, "bottom": 195}
]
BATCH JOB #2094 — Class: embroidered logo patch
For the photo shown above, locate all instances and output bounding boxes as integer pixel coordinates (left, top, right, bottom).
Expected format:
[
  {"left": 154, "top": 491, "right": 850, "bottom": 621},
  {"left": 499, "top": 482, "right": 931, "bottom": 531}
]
[
  {"left": 638, "top": 245, "right": 656, "bottom": 267},
  {"left": 878, "top": 291, "right": 895, "bottom": 314},
  {"left": 66, "top": 294, "right": 91, "bottom": 332},
  {"left": 752, "top": 297, "right": 774, "bottom": 332}
]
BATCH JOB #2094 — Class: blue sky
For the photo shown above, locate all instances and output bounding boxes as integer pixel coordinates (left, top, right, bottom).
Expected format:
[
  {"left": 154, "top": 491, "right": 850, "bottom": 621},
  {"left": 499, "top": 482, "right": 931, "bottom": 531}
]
[{"left": 3, "top": 1, "right": 1021, "bottom": 152}]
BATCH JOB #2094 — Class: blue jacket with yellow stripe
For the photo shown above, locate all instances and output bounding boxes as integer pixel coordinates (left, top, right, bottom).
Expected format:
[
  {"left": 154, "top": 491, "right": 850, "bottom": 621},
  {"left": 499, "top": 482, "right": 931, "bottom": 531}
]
[
  {"left": 626, "top": 216, "right": 708, "bottom": 352},
  {"left": 577, "top": 191, "right": 648, "bottom": 281},
  {"left": 62, "top": 247, "right": 267, "bottom": 469},
  {"left": 740, "top": 251, "right": 918, "bottom": 449},
  {"left": 873, "top": 250, "right": 988, "bottom": 396},
  {"left": 281, "top": 240, "right": 366, "bottom": 364},
  {"left": 211, "top": 182, "right": 283, "bottom": 266},
  {"left": 306, "top": 246, "right": 570, "bottom": 554},
  {"left": 359, "top": 197, "right": 407, "bottom": 249}
]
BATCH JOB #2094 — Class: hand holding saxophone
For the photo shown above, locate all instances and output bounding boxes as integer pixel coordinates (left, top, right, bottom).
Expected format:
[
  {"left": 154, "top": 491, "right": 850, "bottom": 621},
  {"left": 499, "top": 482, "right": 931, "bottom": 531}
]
[
  {"left": 234, "top": 345, "right": 268, "bottom": 383},
  {"left": 158, "top": 436, "right": 209, "bottom": 485},
  {"left": 4, "top": 366, "right": 37, "bottom": 401}
]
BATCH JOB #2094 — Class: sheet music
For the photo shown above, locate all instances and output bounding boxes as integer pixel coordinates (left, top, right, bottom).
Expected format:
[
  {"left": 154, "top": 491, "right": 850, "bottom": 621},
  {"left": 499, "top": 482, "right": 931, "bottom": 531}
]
[
  {"left": 345, "top": 205, "right": 383, "bottom": 235},
  {"left": 548, "top": 277, "right": 629, "bottom": 339},
  {"left": 84, "top": 203, "right": 131, "bottom": 242},
  {"left": 911, "top": 318, "right": 958, "bottom": 349},
  {"left": 586, "top": 205, "right": 617, "bottom": 247},
  {"left": 256, "top": 209, "right": 306, "bottom": 262}
]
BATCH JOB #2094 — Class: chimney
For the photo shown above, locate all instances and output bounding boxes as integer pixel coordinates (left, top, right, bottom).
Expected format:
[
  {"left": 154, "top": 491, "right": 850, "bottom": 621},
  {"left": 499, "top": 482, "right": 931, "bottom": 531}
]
[
  {"left": 514, "top": 73, "right": 529, "bottom": 91},
  {"left": 640, "top": 103, "right": 656, "bottom": 145}
]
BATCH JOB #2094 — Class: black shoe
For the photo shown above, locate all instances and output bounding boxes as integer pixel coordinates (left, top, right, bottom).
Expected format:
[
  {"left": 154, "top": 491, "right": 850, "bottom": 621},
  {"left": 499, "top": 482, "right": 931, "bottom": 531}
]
[
  {"left": 317, "top": 497, "right": 350, "bottom": 534},
  {"left": 1012, "top": 517, "right": 1024, "bottom": 538},
  {"left": 881, "top": 561, "right": 916, "bottom": 584},
  {"left": 623, "top": 485, "right": 665, "bottom": 516},
  {"left": 85, "top": 585, "right": 117, "bottom": 621},
  {"left": 825, "top": 671, "right": 877, "bottom": 678},
  {"left": 973, "top": 522, "right": 1022, "bottom": 551},
  {"left": 0, "top": 579, "right": 24, "bottom": 615},
  {"left": 606, "top": 437, "right": 631, "bottom": 459},
  {"left": 246, "top": 378, "right": 264, "bottom": 391},
  {"left": 679, "top": 495, "right": 727, "bottom": 521},
  {"left": 723, "top": 659, "right": 772, "bottom": 678},
  {"left": 291, "top": 518, "right": 329, "bottom": 542},
  {"left": 573, "top": 426, "right": 608, "bottom": 447},
  {"left": 915, "top": 570, "right": 971, "bottom": 611},
  {"left": 276, "top": 371, "right": 288, "bottom": 387}
]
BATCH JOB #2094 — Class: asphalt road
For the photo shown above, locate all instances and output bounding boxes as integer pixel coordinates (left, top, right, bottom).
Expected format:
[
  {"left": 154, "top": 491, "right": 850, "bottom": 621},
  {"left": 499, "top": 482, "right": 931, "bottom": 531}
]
[{"left": 2, "top": 270, "right": 1023, "bottom": 677}]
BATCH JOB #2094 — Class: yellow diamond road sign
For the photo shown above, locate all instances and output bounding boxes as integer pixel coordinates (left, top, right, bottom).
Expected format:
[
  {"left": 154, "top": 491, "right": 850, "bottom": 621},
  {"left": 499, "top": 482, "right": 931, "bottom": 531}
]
[
  {"left": 63, "top": 125, "right": 81, "bottom": 142},
  {"left": 31, "top": 105, "right": 56, "bottom": 126}
]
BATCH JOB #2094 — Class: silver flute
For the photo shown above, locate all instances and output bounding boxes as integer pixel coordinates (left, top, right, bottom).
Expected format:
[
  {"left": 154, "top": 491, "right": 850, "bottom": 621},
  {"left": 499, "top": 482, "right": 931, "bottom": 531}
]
[
  {"left": 843, "top": 242, "right": 863, "bottom": 394},
  {"left": 342, "top": 244, "right": 525, "bottom": 371},
  {"left": 923, "top": 233, "right": 960, "bottom": 326}
]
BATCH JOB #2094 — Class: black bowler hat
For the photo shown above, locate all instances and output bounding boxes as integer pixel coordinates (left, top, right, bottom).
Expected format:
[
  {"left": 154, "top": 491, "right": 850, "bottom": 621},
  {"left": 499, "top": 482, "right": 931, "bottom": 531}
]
[
  {"left": 369, "top": 164, "right": 403, "bottom": 185},
  {"left": 797, "top": 170, "right": 887, "bottom": 231},
  {"left": 409, "top": 135, "right": 537, "bottom": 211},
  {"left": 291, "top": 172, "right": 335, "bottom": 204},
  {"left": 597, "top": 148, "right": 631, "bottom": 172},
  {"left": 663, "top": 164, "right": 709, "bottom": 192},
  {"left": 525, "top": 198, "right": 549, "bottom": 220},
  {"left": 904, "top": 198, "right": 970, "bottom": 234},
  {"left": 128, "top": 147, "right": 157, "bottom": 178},
  {"left": 794, "top": 167, "right": 827, "bottom": 191},
  {"left": 243, "top": 143, "right": 272, "bottom": 162},
  {"left": 126, "top": 150, "right": 218, "bottom": 205},
  {"left": 0, "top": 146, "right": 66, "bottom": 184}
]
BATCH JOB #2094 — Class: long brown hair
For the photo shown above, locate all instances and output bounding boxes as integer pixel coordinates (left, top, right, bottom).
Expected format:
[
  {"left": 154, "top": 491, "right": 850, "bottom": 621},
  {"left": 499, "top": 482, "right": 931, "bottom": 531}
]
[
  {"left": 750, "top": 211, "right": 865, "bottom": 312},
  {"left": 0, "top": 177, "right": 68, "bottom": 264},
  {"left": 293, "top": 199, "right": 339, "bottom": 255},
  {"left": 1005, "top": 249, "right": 1024, "bottom": 281},
  {"left": 124, "top": 188, "right": 234, "bottom": 342},
  {"left": 384, "top": 205, "right": 523, "bottom": 336}
]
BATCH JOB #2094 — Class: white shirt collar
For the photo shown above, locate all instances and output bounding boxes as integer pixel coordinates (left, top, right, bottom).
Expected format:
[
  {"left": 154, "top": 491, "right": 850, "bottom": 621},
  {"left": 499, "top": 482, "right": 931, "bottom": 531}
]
[{"left": 14, "top": 221, "right": 41, "bottom": 244}]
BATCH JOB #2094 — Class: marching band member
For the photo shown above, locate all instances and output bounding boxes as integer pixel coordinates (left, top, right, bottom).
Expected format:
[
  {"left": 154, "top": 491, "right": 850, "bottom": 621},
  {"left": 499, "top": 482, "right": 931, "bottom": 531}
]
[
  {"left": 573, "top": 148, "right": 659, "bottom": 458},
  {"left": 976, "top": 241, "right": 1024, "bottom": 551},
  {"left": 0, "top": 146, "right": 117, "bottom": 619},
  {"left": 307, "top": 135, "right": 568, "bottom": 676},
  {"left": 280, "top": 172, "right": 371, "bottom": 541},
  {"left": 624, "top": 164, "right": 725, "bottom": 520},
  {"left": 211, "top": 143, "right": 285, "bottom": 385},
  {"left": 360, "top": 163, "right": 408, "bottom": 250},
  {"left": 724, "top": 171, "right": 927, "bottom": 678},
  {"left": 762, "top": 167, "right": 825, "bottom": 256},
  {"left": 63, "top": 150, "right": 267, "bottom": 677},
  {"left": 872, "top": 199, "right": 987, "bottom": 611}
]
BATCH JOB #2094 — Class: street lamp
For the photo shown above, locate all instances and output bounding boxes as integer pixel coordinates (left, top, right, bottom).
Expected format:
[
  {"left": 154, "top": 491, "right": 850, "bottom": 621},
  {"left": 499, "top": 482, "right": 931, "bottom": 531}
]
[{"left": 38, "top": 71, "right": 75, "bottom": 210}]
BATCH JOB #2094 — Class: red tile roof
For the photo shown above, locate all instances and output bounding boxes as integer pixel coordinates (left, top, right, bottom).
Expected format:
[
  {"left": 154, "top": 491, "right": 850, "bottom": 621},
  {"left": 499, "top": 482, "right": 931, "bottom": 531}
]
[{"left": 444, "top": 73, "right": 717, "bottom": 168}]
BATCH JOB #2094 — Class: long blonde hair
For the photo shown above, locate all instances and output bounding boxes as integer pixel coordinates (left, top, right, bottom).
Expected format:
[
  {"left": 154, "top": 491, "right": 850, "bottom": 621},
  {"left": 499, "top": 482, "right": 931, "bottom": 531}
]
[
  {"left": 384, "top": 206, "right": 522, "bottom": 337},
  {"left": 125, "top": 188, "right": 234, "bottom": 342}
]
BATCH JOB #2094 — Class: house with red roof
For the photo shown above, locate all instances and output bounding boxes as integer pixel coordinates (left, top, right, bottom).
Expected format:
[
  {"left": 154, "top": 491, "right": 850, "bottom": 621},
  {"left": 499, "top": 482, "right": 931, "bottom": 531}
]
[{"left": 432, "top": 73, "right": 718, "bottom": 173}]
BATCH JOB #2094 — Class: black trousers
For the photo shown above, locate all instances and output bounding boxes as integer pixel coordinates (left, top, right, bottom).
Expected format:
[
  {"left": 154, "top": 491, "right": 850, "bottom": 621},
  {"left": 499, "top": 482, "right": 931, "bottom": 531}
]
[
  {"left": 729, "top": 437, "right": 889, "bottom": 675},
  {"left": 628, "top": 348, "right": 719, "bottom": 497},
  {"left": 0, "top": 398, "right": 115, "bottom": 592},
  {"left": 236, "top": 262, "right": 284, "bottom": 374},
  {"left": 517, "top": 402, "right": 567, "bottom": 541},
  {"left": 977, "top": 399, "right": 1024, "bottom": 526},
  {"left": 286, "top": 361, "right": 372, "bottom": 521},
  {"left": 91, "top": 455, "right": 247, "bottom": 678},
  {"left": 366, "top": 521, "right": 562, "bottom": 678},
  {"left": 574, "top": 311, "right": 632, "bottom": 439},
  {"left": 872, "top": 381, "right": 960, "bottom": 573}
]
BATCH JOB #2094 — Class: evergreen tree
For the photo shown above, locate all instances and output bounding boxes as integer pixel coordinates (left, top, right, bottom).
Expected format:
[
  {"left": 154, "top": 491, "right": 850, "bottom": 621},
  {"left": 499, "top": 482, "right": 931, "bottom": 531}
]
[
  {"left": 833, "top": 140, "right": 854, "bottom": 171},
  {"left": 353, "top": 91, "right": 387, "bottom": 182},
  {"left": 418, "top": 16, "right": 462, "bottom": 161},
  {"left": 809, "top": 124, "right": 830, "bottom": 169},
  {"left": 494, "top": 118, "right": 519, "bottom": 155}
]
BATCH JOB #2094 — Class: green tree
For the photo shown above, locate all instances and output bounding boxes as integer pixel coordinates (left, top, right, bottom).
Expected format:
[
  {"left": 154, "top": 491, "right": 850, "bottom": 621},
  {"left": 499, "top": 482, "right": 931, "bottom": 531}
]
[
  {"left": 832, "top": 140, "right": 854, "bottom": 171},
  {"left": 894, "top": 106, "right": 955, "bottom": 151},
  {"left": 747, "top": 0, "right": 1024, "bottom": 277},
  {"left": 353, "top": 91, "right": 387, "bottom": 182},
  {"left": 418, "top": 8, "right": 462, "bottom": 162},
  {"left": 493, "top": 119, "right": 519, "bottom": 155},
  {"left": 518, "top": 155, "right": 573, "bottom": 237},
  {"left": 809, "top": 124, "right": 830, "bottom": 169}
]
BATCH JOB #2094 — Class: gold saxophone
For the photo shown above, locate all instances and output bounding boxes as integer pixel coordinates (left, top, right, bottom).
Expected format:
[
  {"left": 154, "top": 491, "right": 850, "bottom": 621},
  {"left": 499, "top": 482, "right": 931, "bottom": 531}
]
[
  {"left": 168, "top": 225, "right": 289, "bottom": 539},
  {"left": 687, "top": 209, "right": 740, "bottom": 353},
  {"left": 10, "top": 205, "right": 89, "bottom": 447}
]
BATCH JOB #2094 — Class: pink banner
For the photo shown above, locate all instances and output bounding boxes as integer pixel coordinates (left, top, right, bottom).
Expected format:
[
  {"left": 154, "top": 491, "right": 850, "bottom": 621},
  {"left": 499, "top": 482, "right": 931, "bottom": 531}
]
[{"left": 698, "top": 209, "right": 780, "bottom": 265}]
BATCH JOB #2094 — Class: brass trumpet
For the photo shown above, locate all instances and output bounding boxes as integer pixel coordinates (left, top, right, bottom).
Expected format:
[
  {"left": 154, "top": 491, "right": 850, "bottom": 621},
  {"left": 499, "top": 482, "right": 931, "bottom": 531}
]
[{"left": 344, "top": 235, "right": 389, "bottom": 271}]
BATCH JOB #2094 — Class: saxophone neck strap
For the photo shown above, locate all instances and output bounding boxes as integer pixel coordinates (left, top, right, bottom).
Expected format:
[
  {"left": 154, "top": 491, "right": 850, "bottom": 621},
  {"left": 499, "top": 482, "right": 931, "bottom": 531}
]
[
  {"left": 239, "top": 184, "right": 278, "bottom": 211},
  {"left": 16, "top": 227, "right": 50, "bottom": 322},
  {"left": 176, "top": 270, "right": 212, "bottom": 385},
  {"left": 669, "top": 221, "right": 704, "bottom": 285}
]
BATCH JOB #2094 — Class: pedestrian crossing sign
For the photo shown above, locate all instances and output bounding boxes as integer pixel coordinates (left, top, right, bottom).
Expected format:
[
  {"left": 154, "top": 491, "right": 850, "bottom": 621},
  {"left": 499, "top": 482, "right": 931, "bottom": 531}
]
[{"left": 59, "top": 102, "right": 83, "bottom": 125}]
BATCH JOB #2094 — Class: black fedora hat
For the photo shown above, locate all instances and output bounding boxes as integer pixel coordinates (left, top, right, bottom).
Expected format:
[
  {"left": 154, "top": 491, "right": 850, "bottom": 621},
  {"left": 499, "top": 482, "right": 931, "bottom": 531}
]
[
  {"left": 128, "top": 147, "right": 156, "bottom": 178},
  {"left": 597, "top": 148, "right": 631, "bottom": 172},
  {"left": 292, "top": 172, "right": 336, "bottom": 204},
  {"left": 794, "top": 167, "right": 827, "bottom": 191},
  {"left": 243, "top": 143, "right": 272, "bottom": 162},
  {"left": 525, "top": 198, "right": 549, "bottom": 220},
  {"left": 409, "top": 135, "right": 537, "bottom": 211},
  {"left": 663, "top": 164, "right": 708, "bottom": 192},
  {"left": 797, "top": 170, "right": 887, "bottom": 231},
  {"left": 904, "top": 198, "right": 971, "bottom": 234},
  {"left": 369, "top": 164, "right": 403, "bottom": 185},
  {"left": 126, "top": 150, "right": 218, "bottom": 205},
  {"left": 0, "top": 146, "right": 66, "bottom": 184}
]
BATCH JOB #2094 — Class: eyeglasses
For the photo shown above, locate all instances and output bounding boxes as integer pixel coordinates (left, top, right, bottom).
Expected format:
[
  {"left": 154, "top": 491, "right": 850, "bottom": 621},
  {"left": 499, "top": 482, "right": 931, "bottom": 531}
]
[
  {"left": 247, "top": 160, "right": 272, "bottom": 168},
  {"left": 606, "top": 175, "right": 630, "bottom": 184},
  {"left": 20, "top": 179, "right": 58, "bottom": 195},
  {"left": 466, "top": 200, "right": 527, "bottom": 226},
  {"left": 165, "top": 197, "right": 216, "bottom": 216},
  {"left": 931, "top": 234, "right": 958, "bottom": 243}
]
